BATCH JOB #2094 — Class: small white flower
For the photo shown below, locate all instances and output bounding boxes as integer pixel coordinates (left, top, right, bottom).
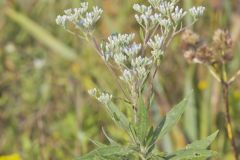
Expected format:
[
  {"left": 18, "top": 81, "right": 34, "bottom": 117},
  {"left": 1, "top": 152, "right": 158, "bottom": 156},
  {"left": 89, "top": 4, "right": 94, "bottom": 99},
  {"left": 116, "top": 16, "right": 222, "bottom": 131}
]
[
  {"left": 131, "top": 56, "right": 152, "bottom": 68},
  {"left": 81, "top": 6, "right": 103, "bottom": 29},
  {"left": 56, "top": 15, "right": 68, "bottom": 28},
  {"left": 151, "top": 50, "right": 164, "bottom": 59},
  {"left": 148, "top": 34, "right": 164, "bottom": 50},
  {"left": 133, "top": 4, "right": 152, "bottom": 15},
  {"left": 131, "top": 56, "right": 152, "bottom": 80},
  {"left": 101, "top": 33, "right": 136, "bottom": 62},
  {"left": 64, "top": 9, "right": 72, "bottom": 15},
  {"left": 158, "top": 2, "right": 175, "bottom": 15},
  {"left": 114, "top": 53, "right": 127, "bottom": 65},
  {"left": 97, "top": 93, "right": 113, "bottom": 104},
  {"left": 158, "top": 18, "right": 172, "bottom": 27},
  {"left": 150, "top": 14, "right": 161, "bottom": 25},
  {"left": 88, "top": 88, "right": 113, "bottom": 105},
  {"left": 136, "top": 66, "right": 147, "bottom": 79},
  {"left": 133, "top": 4, "right": 160, "bottom": 30},
  {"left": 88, "top": 88, "right": 98, "bottom": 97},
  {"left": 120, "top": 70, "right": 134, "bottom": 84},
  {"left": 189, "top": 6, "right": 205, "bottom": 18},
  {"left": 123, "top": 43, "right": 142, "bottom": 57},
  {"left": 171, "top": 6, "right": 187, "bottom": 22},
  {"left": 56, "top": 2, "right": 103, "bottom": 31}
]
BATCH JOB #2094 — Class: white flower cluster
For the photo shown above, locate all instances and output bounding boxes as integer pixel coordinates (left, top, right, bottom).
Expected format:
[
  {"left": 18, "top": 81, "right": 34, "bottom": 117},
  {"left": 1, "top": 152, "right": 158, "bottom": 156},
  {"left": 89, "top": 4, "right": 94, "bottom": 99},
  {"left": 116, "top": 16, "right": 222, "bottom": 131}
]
[
  {"left": 131, "top": 0, "right": 205, "bottom": 65},
  {"left": 148, "top": 34, "right": 164, "bottom": 50},
  {"left": 101, "top": 33, "right": 153, "bottom": 91},
  {"left": 88, "top": 88, "right": 113, "bottom": 105},
  {"left": 56, "top": 0, "right": 206, "bottom": 107},
  {"left": 133, "top": 4, "right": 160, "bottom": 30},
  {"left": 171, "top": 6, "right": 187, "bottom": 22},
  {"left": 56, "top": 2, "right": 103, "bottom": 31},
  {"left": 148, "top": 34, "right": 164, "bottom": 60},
  {"left": 101, "top": 33, "right": 138, "bottom": 61},
  {"left": 189, "top": 6, "right": 206, "bottom": 19},
  {"left": 119, "top": 55, "right": 152, "bottom": 85},
  {"left": 133, "top": 0, "right": 205, "bottom": 32}
]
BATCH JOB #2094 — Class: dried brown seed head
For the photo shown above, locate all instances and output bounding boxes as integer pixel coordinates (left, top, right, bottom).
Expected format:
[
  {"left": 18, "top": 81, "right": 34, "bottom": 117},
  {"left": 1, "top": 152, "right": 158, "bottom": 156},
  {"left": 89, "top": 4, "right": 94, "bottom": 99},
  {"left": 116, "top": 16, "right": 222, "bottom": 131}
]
[
  {"left": 213, "top": 29, "right": 232, "bottom": 50},
  {"left": 182, "top": 29, "right": 200, "bottom": 46},
  {"left": 195, "top": 45, "right": 214, "bottom": 64},
  {"left": 184, "top": 50, "right": 195, "bottom": 63}
]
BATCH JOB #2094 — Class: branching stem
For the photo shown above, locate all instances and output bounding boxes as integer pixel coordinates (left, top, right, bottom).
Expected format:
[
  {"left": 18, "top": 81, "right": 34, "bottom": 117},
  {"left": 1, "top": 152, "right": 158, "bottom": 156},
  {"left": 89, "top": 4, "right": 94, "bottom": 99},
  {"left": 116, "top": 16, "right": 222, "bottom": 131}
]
[
  {"left": 222, "top": 81, "right": 239, "bottom": 160},
  {"left": 228, "top": 69, "right": 240, "bottom": 85},
  {"left": 220, "top": 62, "right": 239, "bottom": 160},
  {"left": 91, "top": 36, "right": 130, "bottom": 101}
]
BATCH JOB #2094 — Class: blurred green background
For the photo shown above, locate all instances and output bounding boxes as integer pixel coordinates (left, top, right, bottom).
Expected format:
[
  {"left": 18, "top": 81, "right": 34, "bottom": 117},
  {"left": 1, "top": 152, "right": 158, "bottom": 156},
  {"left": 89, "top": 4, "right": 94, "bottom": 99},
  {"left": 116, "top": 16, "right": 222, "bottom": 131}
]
[{"left": 0, "top": 0, "right": 240, "bottom": 159}]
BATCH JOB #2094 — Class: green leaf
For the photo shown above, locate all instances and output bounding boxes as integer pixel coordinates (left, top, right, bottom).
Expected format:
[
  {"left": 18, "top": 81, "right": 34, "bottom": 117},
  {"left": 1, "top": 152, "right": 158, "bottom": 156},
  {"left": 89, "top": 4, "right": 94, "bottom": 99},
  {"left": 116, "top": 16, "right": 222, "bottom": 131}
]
[
  {"left": 102, "top": 128, "right": 119, "bottom": 146},
  {"left": 158, "top": 97, "right": 189, "bottom": 139},
  {"left": 89, "top": 139, "right": 107, "bottom": 148},
  {"left": 139, "top": 28, "right": 145, "bottom": 42},
  {"left": 151, "top": 156, "right": 166, "bottom": 160},
  {"left": 186, "top": 130, "right": 219, "bottom": 150},
  {"left": 148, "top": 96, "right": 189, "bottom": 147},
  {"left": 136, "top": 96, "right": 150, "bottom": 144},
  {"left": 105, "top": 102, "right": 130, "bottom": 132},
  {"left": 129, "top": 123, "right": 138, "bottom": 143},
  {"left": 76, "top": 146, "right": 132, "bottom": 160},
  {"left": 165, "top": 149, "right": 217, "bottom": 160},
  {"left": 146, "top": 126, "right": 154, "bottom": 145}
]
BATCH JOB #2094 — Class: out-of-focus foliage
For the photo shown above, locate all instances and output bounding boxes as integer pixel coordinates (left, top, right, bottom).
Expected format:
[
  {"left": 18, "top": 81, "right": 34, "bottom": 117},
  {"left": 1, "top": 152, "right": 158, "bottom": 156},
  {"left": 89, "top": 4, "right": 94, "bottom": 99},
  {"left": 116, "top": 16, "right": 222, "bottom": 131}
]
[{"left": 0, "top": 0, "right": 240, "bottom": 160}]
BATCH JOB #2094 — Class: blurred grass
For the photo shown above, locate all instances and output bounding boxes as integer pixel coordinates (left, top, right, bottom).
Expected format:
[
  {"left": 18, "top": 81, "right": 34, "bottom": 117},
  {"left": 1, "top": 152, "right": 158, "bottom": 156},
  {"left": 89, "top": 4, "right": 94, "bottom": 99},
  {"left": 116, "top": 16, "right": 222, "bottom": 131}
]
[
  {"left": 0, "top": 0, "right": 240, "bottom": 160},
  {"left": 5, "top": 8, "right": 77, "bottom": 60}
]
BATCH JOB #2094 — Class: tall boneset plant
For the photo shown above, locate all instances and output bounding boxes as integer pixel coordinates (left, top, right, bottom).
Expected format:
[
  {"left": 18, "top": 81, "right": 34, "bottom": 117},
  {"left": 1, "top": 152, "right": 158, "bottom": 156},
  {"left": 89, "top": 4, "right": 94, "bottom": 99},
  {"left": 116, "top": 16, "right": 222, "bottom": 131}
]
[{"left": 56, "top": 1, "right": 218, "bottom": 159}]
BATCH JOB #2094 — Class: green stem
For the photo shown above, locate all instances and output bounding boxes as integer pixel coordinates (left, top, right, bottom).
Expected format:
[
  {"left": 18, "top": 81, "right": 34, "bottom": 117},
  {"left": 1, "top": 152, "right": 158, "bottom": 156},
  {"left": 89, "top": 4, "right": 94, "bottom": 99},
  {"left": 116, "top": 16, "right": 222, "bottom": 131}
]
[{"left": 139, "top": 154, "right": 147, "bottom": 160}]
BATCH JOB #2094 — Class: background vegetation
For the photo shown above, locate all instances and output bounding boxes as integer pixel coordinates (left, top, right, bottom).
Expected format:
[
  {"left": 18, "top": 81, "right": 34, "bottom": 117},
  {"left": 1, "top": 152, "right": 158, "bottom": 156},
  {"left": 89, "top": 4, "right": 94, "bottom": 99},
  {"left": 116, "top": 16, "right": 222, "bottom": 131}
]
[{"left": 0, "top": 0, "right": 240, "bottom": 159}]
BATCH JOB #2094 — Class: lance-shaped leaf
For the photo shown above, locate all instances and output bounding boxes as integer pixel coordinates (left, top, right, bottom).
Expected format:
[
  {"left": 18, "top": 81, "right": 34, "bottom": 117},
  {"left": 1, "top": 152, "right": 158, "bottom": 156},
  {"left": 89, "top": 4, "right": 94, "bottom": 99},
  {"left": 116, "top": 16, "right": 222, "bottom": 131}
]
[
  {"left": 136, "top": 96, "right": 150, "bottom": 144},
  {"left": 102, "top": 127, "right": 119, "bottom": 146},
  {"left": 76, "top": 145, "right": 133, "bottom": 160},
  {"left": 157, "top": 96, "right": 189, "bottom": 139},
  {"left": 105, "top": 102, "right": 130, "bottom": 132},
  {"left": 186, "top": 130, "right": 219, "bottom": 150},
  {"left": 147, "top": 96, "right": 189, "bottom": 150},
  {"left": 90, "top": 139, "right": 107, "bottom": 148},
  {"left": 165, "top": 149, "right": 217, "bottom": 160}
]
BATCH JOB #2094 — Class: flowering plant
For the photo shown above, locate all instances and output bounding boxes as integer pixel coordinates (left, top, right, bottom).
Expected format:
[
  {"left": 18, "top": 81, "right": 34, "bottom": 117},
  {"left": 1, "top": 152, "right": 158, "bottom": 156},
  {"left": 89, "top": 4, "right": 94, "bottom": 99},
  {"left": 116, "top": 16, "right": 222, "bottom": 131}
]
[{"left": 56, "top": 0, "right": 218, "bottom": 159}]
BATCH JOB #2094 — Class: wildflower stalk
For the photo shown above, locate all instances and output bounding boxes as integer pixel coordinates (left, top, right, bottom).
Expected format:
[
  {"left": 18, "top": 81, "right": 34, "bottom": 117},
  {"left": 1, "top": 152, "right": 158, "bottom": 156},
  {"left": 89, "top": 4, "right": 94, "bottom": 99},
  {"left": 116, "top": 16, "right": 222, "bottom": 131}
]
[
  {"left": 90, "top": 36, "right": 130, "bottom": 101},
  {"left": 222, "top": 82, "right": 239, "bottom": 160},
  {"left": 220, "top": 66, "right": 239, "bottom": 160},
  {"left": 56, "top": 1, "right": 218, "bottom": 159}
]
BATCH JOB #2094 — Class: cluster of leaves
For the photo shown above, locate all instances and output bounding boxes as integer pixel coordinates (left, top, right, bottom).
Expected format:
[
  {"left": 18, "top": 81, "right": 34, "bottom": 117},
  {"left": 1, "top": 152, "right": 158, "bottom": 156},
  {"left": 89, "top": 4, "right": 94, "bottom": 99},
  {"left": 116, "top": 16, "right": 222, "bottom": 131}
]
[{"left": 77, "top": 96, "right": 218, "bottom": 160}]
